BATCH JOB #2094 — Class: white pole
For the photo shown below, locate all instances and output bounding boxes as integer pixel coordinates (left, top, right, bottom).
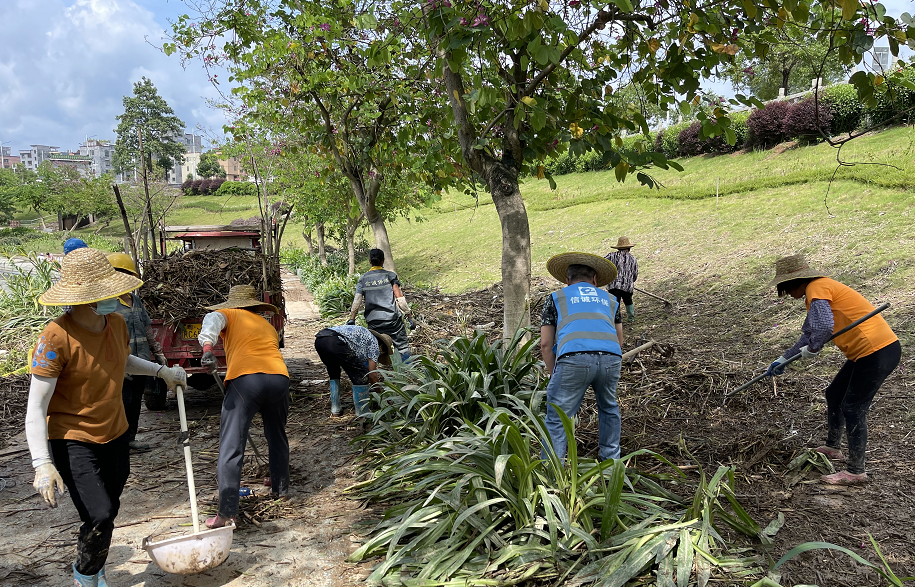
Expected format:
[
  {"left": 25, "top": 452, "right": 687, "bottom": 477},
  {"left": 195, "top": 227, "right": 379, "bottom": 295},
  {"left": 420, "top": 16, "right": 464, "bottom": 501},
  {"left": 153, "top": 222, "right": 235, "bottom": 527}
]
[{"left": 716, "top": 177, "right": 719, "bottom": 205}]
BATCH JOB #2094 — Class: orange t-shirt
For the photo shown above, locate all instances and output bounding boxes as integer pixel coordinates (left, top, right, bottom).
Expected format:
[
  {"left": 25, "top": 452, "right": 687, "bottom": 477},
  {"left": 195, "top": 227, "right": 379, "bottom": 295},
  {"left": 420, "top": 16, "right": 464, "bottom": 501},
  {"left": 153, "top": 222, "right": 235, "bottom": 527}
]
[
  {"left": 30, "top": 313, "right": 130, "bottom": 443},
  {"left": 805, "top": 277, "right": 897, "bottom": 361},
  {"left": 218, "top": 309, "right": 288, "bottom": 381}
]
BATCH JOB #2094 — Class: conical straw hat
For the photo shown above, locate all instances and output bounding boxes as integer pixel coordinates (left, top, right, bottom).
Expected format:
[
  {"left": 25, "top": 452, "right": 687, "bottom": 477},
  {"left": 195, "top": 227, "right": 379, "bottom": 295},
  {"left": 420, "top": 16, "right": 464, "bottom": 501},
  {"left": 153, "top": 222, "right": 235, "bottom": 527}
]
[
  {"left": 547, "top": 252, "right": 618, "bottom": 288},
  {"left": 206, "top": 285, "right": 278, "bottom": 314},
  {"left": 368, "top": 329, "right": 395, "bottom": 366},
  {"left": 767, "top": 254, "right": 828, "bottom": 287},
  {"left": 611, "top": 236, "right": 635, "bottom": 249},
  {"left": 39, "top": 247, "right": 142, "bottom": 306}
]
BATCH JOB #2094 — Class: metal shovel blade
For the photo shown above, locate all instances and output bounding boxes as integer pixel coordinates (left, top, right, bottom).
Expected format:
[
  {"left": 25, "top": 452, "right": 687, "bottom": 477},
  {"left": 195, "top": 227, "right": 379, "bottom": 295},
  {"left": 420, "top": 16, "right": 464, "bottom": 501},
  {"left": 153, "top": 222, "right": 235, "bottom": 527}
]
[{"left": 142, "top": 524, "right": 235, "bottom": 575}]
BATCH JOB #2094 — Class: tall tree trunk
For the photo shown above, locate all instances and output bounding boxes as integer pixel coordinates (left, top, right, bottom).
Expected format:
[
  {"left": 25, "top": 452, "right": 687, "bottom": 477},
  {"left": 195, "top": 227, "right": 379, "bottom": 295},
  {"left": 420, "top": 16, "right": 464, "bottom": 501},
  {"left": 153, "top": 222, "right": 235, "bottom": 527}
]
[
  {"left": 111, "top": 184, "right": 139, "bottom": 271},
  {"left": 345, "top": 227, "right": 356, "bottom": 276},
  {"left": 488, "top": 163, "right": 532, "bottom": 339},
  {"left": 138, "top": 129, "right": 157, "bottom": 259},
  {"left": 316, "top": 222, "right": 327, "bottom": 266},
  {"left": 301, "top": 219, "right": 315, "bottom": 255},
  {"left": 348, "top": 176, "right": 395, "bottom": 272}
]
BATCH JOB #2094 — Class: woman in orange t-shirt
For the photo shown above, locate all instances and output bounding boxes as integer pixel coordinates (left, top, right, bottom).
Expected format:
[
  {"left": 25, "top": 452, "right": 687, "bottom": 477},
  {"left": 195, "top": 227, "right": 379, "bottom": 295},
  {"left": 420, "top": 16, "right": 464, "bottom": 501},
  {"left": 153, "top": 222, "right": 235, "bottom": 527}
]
[
  {"left": 25, "top": 248, "right": 187, "bottom": 586},
  {"left": 766, "top": 255, "right": 900, "bottom": 485},
  {"left": 197, "top": 285, "right": 289, "bottom": 529}
]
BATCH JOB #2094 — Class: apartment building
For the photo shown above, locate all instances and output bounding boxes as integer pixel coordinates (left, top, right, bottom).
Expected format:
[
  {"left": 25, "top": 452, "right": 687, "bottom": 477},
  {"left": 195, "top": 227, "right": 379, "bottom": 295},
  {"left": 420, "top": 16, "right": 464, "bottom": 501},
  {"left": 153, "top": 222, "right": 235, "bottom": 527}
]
[
  {"left": 1, "top": 147, "right": 20, "bottom": 169},
  {"left": 78, "top": 139, "right": 119, "bottom": 178},
  {"left": 18, "top": 145, "right": 60, "bottom": 171}
]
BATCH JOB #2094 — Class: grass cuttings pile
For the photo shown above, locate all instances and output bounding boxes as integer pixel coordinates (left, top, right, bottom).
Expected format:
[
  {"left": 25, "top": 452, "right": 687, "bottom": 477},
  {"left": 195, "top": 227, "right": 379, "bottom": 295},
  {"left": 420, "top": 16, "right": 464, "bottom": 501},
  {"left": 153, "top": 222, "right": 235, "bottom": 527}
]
[
  {"left": 0, "top": 374, "right": 29, "bottom": 449},
  {"left": 348, "top": 332, "right": 775, "bottom": 586},
  {"left": 139, "top": 249, "right": 283, "bottom": 324},
  {"left": 0, "top": 252, "right": 60, "bottom": 373}
]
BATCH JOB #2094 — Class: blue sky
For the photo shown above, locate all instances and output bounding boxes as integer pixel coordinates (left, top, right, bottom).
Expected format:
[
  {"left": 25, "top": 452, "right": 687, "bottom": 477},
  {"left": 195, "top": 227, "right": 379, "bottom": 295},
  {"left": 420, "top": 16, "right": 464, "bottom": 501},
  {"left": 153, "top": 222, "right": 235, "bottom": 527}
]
[{"left": 1, "top": 0, "right": 913, "bottom": 156}]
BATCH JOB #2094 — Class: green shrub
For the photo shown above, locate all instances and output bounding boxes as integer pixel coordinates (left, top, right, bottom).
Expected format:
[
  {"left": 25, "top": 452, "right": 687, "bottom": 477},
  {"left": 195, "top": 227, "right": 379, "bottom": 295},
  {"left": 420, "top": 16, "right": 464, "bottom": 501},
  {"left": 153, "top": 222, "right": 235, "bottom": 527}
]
[
  {"left": 825, "top": 83, "right": 863, "bottom": 135},
  {"left": 215, "top": 180, "right": 258, "bottom": 198},
  {"left": 730, "top": 110, "right": 751, "bottom": 149},
  {"left": 654, "top": 120, "right": 691, "bottom": 158},
  {"left": 542, "top": 151, "right": 577, "bottom": 176},
  {"left": 0, "top": 252, "right": 60, "bottom": 373},
  {"left": 867, "top": 64, "right": 915, "bottom": 126}
]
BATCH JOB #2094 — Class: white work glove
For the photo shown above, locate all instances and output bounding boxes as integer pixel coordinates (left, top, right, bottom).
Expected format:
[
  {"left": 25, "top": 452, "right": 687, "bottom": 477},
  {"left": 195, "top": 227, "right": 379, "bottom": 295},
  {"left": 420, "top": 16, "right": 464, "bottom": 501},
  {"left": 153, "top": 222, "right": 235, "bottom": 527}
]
[
  {"left": 33, "top": 463, "right": 66, "bottom": 508},
  {"left": 158, "top": 365, "right": 187, "bottom": 390},
  {"left": 800, "top": 345, "right": 819, "bottom": 359},
  {"left": 155, "top": 353, "right": 168, "bottom": 366}
]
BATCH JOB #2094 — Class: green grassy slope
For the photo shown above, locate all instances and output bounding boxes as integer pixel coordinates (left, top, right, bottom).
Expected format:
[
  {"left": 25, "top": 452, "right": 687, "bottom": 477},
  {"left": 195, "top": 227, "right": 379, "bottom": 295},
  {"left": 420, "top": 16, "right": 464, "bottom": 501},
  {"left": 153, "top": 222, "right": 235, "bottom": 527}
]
[{"left": 391, "top": 126, "right": 915, "bottom": 295}]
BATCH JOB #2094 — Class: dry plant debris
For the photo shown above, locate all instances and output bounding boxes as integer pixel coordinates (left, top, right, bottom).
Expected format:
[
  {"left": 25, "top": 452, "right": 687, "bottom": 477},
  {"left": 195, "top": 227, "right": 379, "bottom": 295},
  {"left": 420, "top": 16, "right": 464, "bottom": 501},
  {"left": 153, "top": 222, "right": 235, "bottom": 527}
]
[
  {"left": 0, "top": 374, "right": 28, "bottom": 450},
  {"left": 138, "top": 249, "right": 283, "bottom": 324}
]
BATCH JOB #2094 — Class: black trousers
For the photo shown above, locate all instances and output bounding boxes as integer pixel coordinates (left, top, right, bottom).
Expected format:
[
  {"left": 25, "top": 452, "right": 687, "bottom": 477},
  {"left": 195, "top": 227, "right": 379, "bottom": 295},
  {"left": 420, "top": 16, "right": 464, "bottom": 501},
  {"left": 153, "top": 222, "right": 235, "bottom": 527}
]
[
  {"left": 50, "top": 433, "right": 130, "bottom": 576},
  {"left": 315, "top": 329, "right": 370, "bottom": 385},
  {"left": 218, "top": 373, "right": 290, "bottom": 518},
  {"left": 825, "top": 340, "right": 901, "bottom": 474},
  {"left": 608, "top": 288, "right": 633, "bottom": 306},
  {"left": 121, "top": 375, "right": 149, "bottom": 442},
  {"left": 368, "top": 316, "right": 410, "bottom": 356}
]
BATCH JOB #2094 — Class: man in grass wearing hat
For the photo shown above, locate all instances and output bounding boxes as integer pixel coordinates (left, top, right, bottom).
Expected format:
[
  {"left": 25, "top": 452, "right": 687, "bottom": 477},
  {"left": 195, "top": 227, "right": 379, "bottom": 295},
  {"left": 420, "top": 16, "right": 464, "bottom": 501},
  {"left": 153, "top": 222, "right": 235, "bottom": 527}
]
[
  {"left": 198, "top": 285, "right": 290, "bottom": 529},
  {"left": 604, "top": 236, "right": 638, "bottom": 323},
  {"left": 25, "top": 247, "right": 187, "bottom": 586},
  {"left": 766, "top": 254, "right": 900, "bottom": 485},
  {"left": 314, "top": 325, "right": 395, "bottom": 417},
  {"left": 541, "top": 252, "right": 625, "bottom": 462}
]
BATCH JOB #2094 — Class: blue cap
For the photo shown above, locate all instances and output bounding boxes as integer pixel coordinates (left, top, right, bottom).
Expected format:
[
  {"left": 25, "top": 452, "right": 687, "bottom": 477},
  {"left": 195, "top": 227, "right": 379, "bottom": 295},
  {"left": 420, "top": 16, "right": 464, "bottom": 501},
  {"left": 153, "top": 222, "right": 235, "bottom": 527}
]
[{"left": 63, "top": 238, "right": 88, "bottom": 255}]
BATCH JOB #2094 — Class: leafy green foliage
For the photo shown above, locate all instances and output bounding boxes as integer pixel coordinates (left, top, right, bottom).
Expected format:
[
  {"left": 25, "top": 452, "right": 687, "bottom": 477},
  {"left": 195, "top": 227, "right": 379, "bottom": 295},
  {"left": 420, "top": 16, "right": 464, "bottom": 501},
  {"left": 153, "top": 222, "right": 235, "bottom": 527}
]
[
  {"left": 825, "top": 83, "right": 864, "bottom": 134},
  {"left": 197, "top": 151, "right": 226, "bottom": 179},
  {"left": 113, "top": 77, "right": 186, "bottom": 178},
  {"left": 867, "top": 63, "right": 915, "bottom": 126},
  {"left": 281, "top": 247, "right": 357, "bottom": 316},
  {"left": 215, "top": 180, "right": 258, "bottom": 198},
  {"left": 349, "top": 333, "right": 770, "bottom": 585},
  {"left": 0, "top": 252, "right": 60, "bottom": 373}
]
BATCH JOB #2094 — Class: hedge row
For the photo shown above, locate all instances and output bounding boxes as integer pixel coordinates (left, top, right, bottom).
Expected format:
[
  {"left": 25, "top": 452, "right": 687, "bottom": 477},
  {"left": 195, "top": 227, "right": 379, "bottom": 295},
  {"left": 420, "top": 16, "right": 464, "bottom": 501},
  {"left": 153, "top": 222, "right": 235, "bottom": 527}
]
[
  {"left": 181, "top": 177, "right": 226, "bottom": 195},
  {"left": 542, "top": 66, "right": 915, "bottom": 174}
]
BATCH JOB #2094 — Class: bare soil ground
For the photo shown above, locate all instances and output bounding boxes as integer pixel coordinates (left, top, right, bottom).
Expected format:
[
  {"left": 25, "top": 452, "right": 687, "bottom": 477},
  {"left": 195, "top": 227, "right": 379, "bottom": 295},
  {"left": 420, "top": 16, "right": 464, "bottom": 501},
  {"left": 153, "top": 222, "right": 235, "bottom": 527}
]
[{"left": 2, "top": 270, "right": 913, "bottom": 586}]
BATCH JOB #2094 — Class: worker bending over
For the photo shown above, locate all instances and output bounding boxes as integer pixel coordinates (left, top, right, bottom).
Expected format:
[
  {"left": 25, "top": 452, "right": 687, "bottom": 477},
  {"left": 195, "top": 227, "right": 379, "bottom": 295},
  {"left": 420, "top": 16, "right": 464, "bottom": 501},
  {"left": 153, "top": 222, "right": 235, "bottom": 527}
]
[
  {"left": 107, "top": 252, "right": 167, "bottom": 451},
  {"left": 765, "top": 254, "right": 900, "bottom": 485},
  {"left": 26, "top": 248, "right": 186, "bottom": 587},
  {"left": 314, "top": 325, "right": 394, "bottom": 417},
  {"left": 540, "top": 252, "right": 625, "bottom": 462},
  {"left": 604, "top": 236, "right": 638, "bottom": 322},
  {"left": 347, "top": 248, "right": 413, "bottom": 360},
  {"left": 198, "top": 285, "right": 290, "bottom": 528}
]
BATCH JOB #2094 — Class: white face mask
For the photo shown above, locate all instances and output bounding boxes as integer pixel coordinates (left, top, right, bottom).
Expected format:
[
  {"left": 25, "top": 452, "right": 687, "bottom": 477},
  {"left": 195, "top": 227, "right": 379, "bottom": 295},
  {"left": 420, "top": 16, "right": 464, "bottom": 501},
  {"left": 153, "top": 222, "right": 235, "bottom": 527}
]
[{"left": 92, "top": 298, "right": 120, "bottom": 316}]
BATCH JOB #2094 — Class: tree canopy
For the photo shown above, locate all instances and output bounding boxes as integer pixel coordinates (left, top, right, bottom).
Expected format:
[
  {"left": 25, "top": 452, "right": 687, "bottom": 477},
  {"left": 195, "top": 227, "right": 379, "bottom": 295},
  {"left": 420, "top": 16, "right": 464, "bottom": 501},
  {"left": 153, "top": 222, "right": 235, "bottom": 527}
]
[
  {"left": 197, "top": 151, "right": 226, "bottom": 179},
  {"left": 113, "top": 77, "right": 186, "bottom": 177}
]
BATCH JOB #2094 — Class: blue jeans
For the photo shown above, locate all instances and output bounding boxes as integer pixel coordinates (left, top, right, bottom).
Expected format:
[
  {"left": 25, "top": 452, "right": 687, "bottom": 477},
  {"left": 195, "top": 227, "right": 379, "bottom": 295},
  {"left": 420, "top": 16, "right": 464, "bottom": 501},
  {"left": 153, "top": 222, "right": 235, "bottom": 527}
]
[{"left": 544, "top": 352, "right": 622, "bottom": 461}]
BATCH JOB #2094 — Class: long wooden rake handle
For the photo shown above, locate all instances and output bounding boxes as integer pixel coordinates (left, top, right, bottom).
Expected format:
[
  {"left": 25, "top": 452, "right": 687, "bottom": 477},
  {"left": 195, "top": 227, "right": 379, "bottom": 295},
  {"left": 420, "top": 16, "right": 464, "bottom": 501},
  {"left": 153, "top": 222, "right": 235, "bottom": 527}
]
[
  {"left": 731, "top": 302, "right": 891, "bottom": 394},
  {"left": 634, "top": 287, "right": 673, "bottom": 306}
]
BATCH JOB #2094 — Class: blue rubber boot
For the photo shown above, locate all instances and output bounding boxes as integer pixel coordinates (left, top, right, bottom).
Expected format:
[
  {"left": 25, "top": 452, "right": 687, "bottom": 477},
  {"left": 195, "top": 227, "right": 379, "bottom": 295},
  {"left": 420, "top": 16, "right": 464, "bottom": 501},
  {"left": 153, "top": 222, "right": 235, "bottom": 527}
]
[
  {"left": 329, "top": 379, "right": 342, "bottom": 416},
  {"left": 98, "top": 567, "right": 108, "bottom": 587},
  {"left": 73, "top": 564, "right": 99, "bottom": 587},
  {"left": 399, "top": 351, "right": 412, "bottom": 364},
  {"left": 352, "top": 384, "right": 373, "bottom": 417}
]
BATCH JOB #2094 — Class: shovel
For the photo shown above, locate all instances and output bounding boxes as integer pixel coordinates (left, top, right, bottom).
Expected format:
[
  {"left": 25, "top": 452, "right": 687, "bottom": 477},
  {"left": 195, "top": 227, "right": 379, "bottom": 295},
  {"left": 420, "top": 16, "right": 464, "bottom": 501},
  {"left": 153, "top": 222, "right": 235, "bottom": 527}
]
[
  {"left": 731, "top": 302, "right": 890, "bottom": 395},
  {"left": 142, "top": 384, "right": 234, "bottom": 574}
]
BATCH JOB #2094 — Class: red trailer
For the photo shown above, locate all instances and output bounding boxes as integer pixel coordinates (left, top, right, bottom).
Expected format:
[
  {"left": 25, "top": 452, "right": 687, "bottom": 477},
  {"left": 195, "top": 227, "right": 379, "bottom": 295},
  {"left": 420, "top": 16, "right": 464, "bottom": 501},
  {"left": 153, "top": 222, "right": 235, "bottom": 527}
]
[{"left": 143, "top": 225, "right": 285, "bottom": 410}]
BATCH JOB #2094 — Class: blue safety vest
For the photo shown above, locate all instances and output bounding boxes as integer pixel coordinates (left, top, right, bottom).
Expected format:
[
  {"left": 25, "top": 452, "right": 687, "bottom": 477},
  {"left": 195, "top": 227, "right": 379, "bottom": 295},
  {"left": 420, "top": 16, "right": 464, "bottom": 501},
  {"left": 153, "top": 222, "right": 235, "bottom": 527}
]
[{"left": 552, "top": 283, "right": 621, "bottom": 358}]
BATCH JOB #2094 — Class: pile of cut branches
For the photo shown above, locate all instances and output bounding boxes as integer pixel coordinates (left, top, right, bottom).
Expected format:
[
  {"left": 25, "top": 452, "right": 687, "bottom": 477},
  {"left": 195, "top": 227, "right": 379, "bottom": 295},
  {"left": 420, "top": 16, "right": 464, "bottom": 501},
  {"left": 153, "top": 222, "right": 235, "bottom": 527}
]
[{"left": 138, "top": 249, "right": 282, "bottom": 324}]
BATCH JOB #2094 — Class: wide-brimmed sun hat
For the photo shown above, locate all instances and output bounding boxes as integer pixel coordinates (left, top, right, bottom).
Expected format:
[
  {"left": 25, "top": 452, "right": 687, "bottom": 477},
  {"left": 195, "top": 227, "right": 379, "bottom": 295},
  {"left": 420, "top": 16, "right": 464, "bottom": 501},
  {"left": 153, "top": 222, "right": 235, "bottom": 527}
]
[
  {"left": 768, "top": 254, "right": 829, "bottom": 287},
  {"left": 368, "top": 329, "right": 395, "bottom": 366},
  {"left": 39, "top": 247, "right": 143, "bottom": 306},
  {"left": 547, "top": 252, "right": 618, "bottom": 288},
  {"left": 611, "top": 236, "right": 635, "bottom": 249},
  {"left": 205, "top": 284, "right": 278, "bottom": 314}
]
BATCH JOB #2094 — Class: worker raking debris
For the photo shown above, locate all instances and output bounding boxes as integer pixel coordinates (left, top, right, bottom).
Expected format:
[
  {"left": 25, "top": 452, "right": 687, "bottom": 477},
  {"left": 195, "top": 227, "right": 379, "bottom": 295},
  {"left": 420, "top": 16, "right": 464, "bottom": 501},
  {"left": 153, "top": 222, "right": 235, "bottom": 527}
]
[
  {"left": 764, "top": 254, "right": 901, "bottom": 485},
  {"left": 107, "top": 253, "right": 167, "bottom": 452},
  {"left": 347, "top": 248, "right": 415, "bottom": 360},
  {"left": 604, "top": 236, "right": 638, "bottom": 323},
  {"left": 314, "top": 325, "right": 395, "bottom": 417},
  {"left": 24, "top": 248, "right": 187, "bottom": 587},
  {"left": 540, "top": 252, "right": 625, "bottom": 462},
  {"left": 198, "top": 285, "right": 290, "bottom": 529}
]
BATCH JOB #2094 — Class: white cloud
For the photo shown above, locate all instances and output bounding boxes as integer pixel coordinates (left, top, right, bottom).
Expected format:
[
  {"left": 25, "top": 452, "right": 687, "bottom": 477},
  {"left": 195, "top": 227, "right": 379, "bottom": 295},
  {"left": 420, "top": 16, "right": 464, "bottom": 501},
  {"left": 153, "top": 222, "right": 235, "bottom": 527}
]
[{"left": 0, "top": 0, "right": 227, "bottom": 154}]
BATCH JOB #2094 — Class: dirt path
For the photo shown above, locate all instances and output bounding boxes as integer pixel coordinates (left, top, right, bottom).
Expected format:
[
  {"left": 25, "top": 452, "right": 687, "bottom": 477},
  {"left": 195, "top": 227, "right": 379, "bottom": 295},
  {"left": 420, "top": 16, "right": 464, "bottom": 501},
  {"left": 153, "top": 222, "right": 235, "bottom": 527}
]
[{"left": 0, "top": 272, "right": 373, "bottom": 586}]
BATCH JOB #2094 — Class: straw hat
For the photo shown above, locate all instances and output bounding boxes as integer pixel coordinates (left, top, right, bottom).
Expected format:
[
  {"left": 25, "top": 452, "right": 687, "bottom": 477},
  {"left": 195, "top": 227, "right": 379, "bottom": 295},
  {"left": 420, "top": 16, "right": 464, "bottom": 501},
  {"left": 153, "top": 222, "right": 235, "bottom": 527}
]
[
  {"left": 368, "top": 329, "right": 395, "bottom": 366},
  {"left": 611, "top": 236, "right": 635, "bottom": 249},
  {"left": 206, "top": 285, "right": 278, "bottom": 314},
  {"left": 547, "top": 252, "right": 618, "bottom": 288},
  {"left": 767, "top": 254, "right": 828, "bottom": 287},
  {"left": 39, "top": 247, "right": 143, "bottom": 306}
]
